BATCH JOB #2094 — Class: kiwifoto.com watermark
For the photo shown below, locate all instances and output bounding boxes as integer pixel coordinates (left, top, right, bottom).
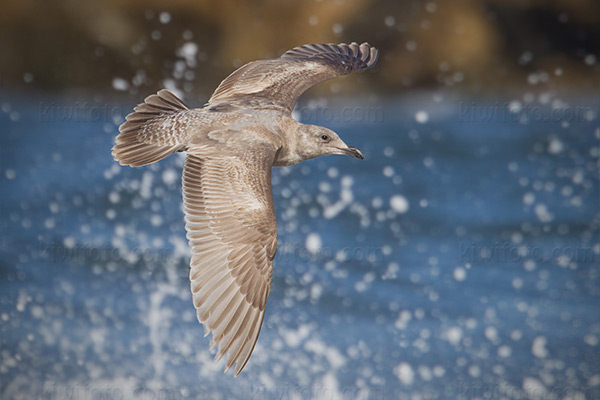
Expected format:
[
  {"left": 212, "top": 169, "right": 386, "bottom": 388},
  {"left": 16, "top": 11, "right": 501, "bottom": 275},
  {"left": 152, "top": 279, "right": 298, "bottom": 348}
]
[
  {"left": 295, "top": 104, "right": 384, "bottom": 125},
  {"left": 249, "top": 382, "right": 388, "bottom": 400},
  {"left": 457, "top": 380, "right": 600, "bottom": 400},
  {"left": 460, "top": 241, "right": 596, "bottom": 264},
  {"left": 38, "top": 101, "right": 125, "bottom": 123},
  {"left": 459, "top": 101, "right": 596, "bottom": 123},
  {"left": 37, "top": 101, "right": 383, "bottom": 125},
  {"left": 28, "top": 380, "right": 600, "bottom": 400},
  {"left": 37, "top": 240, "right": 384, "bottom": 266},
  {"left": 32, "top": 381, "right": 389, "bottom": 400},
  {"left": 38, "top": 241, "right": 174, "bottom": 265},
  {"left": 22, "top": 382, "right": 198, "bottom": 400}
]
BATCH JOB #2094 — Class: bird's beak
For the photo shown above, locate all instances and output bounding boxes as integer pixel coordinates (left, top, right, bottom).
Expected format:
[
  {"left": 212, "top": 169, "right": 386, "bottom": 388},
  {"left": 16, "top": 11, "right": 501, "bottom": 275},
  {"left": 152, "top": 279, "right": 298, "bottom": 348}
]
[{"left": 337, "top": 146, "right": 364, "bottom": 160}]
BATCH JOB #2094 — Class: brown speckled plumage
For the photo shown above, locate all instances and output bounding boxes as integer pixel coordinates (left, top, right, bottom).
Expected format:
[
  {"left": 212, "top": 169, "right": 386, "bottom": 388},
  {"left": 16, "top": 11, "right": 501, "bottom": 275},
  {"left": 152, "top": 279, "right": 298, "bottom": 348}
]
[{"left": 112, "top": 42, "right": 378, "bottom": 375}]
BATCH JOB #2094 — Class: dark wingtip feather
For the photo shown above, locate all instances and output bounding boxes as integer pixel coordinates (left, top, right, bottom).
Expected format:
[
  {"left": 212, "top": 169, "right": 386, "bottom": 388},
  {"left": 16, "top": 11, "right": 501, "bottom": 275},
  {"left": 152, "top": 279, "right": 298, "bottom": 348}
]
[
  {"left": 281, "top": 42, "right": 379, "bottom": 73},
  {"left": 367, "top": 46, "right": 379, "bottom": 69}
]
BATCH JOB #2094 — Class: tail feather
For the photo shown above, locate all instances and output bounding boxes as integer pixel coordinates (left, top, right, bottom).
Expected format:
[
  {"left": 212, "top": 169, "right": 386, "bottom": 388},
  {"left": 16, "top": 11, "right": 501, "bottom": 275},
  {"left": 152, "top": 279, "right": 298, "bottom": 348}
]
[{"left": 112, "top": 89, "right": 192, "bottom": 167}]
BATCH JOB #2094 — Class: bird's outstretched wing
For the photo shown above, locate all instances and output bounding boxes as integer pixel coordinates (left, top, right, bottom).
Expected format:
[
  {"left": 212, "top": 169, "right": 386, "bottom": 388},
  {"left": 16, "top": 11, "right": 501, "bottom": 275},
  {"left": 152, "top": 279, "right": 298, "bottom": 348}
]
[
  {"left": 183, "top": 142, "right": 278, "bottom": 376},
  {"left": 208, "top": 42, "right": 378, "bottom": 112}
]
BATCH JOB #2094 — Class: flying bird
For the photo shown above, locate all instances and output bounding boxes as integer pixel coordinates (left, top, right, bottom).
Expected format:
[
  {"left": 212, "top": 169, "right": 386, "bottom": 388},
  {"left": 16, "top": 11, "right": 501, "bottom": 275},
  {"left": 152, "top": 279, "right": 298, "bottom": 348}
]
[{"left": 112, "top": 42, "right": 378, "bottom": 375}]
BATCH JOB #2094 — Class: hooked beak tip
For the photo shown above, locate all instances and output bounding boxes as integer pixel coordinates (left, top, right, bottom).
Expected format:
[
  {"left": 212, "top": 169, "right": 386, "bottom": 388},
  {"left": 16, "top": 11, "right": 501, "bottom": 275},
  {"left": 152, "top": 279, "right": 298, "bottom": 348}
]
[
  {"left": 347, "top": 146, "right": 364, "bottom": 160},
  {"left": 335, "top": 145, "right": 364, "bottom": 159}
]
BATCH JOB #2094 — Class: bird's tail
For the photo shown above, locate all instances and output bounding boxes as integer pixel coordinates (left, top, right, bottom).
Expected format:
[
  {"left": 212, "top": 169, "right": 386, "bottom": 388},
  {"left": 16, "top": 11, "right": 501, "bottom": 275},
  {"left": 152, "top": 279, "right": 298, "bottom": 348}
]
[{"left": 112, "top": 89, "right": 190, "bottom": 167}]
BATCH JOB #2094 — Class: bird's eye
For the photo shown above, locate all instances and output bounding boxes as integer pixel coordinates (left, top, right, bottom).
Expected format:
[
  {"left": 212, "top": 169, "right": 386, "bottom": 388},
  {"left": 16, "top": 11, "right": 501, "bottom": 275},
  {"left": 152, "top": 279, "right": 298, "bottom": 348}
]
[{"left": 321, "top": 135, "right": 329, "bottom": 141}]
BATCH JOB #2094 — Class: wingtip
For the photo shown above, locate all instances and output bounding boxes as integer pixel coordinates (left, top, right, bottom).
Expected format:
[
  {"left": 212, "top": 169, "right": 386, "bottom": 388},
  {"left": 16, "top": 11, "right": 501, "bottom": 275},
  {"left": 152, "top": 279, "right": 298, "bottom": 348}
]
[
  {"left": 368, "top": 47, "right": 379, "bottom": 68},
  {"left": 215, "top": 350, "right": 225, "bottom": 362},
  {"left": 224, "top": 365, "right": 241, "bottom": 377},
  {"left": 110, "top": 146, "right": 129, "bottom": 167},
  {"left": 234, "top": 357, "right": 250, "bottom": 376},
  {"left": 340, "top": 41, "right": 378, "bottom": 70},
  {"left": 156, "top": 88, "right": 172, "bottom": 97},
  {"left": 357, "top": 42, "right": 378, "bottom": 69}
]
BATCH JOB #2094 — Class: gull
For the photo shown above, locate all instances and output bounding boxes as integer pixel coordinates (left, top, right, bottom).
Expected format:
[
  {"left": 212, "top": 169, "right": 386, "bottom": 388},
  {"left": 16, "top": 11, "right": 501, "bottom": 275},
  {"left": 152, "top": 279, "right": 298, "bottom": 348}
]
[{"left": 112, "top": 42, "right": 378, "bottom": 375}]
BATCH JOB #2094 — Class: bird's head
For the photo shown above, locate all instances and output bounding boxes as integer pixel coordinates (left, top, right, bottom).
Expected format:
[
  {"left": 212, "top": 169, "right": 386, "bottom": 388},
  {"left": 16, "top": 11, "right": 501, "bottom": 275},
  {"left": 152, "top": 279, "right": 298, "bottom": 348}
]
[{"left": 297, "top": 124, "right": 364, "bottom": 161}]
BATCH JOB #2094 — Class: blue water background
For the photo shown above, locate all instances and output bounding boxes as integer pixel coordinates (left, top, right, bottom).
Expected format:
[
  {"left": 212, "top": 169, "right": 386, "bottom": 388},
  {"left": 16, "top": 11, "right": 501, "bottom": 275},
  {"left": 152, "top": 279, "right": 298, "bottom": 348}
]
[{"left": 1, "top": 91, "right": 599, "bottom": 399}]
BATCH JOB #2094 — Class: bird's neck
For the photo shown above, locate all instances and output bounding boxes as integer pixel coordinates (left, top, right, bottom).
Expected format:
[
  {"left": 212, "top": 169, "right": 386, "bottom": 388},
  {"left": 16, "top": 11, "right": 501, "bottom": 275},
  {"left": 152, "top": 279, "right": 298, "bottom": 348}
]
[
  {"left": 273, "top": 147, "right": 303, "bottom": 166},
  {"left": 272, "top": 118, "right": 307, "bottom": 167}
]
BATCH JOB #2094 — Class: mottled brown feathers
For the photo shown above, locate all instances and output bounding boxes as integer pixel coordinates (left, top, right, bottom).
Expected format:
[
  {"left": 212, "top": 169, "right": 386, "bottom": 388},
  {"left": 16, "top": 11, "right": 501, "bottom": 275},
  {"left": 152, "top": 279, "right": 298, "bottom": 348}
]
[
  {"left": 183, "top": 151, "right": 276, "bottom": 375},
  {"left": 208, "top": 42, "right": 378, "bottom": 111},
  {"left": 111, "top": 42, "right": 378, "bottom": 376}
]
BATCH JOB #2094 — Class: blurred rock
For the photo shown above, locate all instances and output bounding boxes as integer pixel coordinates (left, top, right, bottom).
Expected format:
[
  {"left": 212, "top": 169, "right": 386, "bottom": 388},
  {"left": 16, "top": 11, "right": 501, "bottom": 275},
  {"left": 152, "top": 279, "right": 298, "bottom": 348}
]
[{"left": 1, "top": 0, "right": 598, "bottom": 95}]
